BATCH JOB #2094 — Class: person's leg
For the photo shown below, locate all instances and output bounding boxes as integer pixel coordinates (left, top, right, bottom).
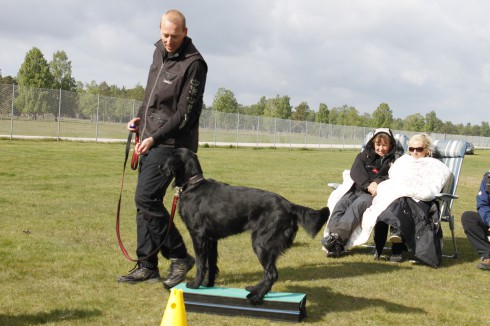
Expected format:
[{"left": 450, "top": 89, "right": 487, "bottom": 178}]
[
  {"left": 461, "top": 211, "right": 490, "bottom": 270},
  {"left": 119, "top": 148, "right": 193, "bottom": 284},
  {"left": 322, "top": 192, "right": 358, "bottom": 255},
  {"left": 373, "top": 221, "right": 388, "bottom": 259},
  {"left": 333, "top": 192, "right": 373, "bottom": 243}
]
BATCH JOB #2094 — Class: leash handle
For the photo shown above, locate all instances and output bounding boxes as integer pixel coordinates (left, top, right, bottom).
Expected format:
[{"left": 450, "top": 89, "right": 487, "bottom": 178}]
[{"left": 130, "top": 133, "right": 139, "bottom": 170}]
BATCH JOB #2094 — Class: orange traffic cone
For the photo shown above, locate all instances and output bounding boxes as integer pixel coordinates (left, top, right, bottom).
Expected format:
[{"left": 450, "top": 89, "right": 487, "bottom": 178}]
[{"left": 161, "top": 288, "right": 187, "bottom": 326}]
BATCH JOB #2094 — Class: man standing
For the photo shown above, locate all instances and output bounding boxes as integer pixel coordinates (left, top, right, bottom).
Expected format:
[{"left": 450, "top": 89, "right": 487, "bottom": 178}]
[{"left": 118, "top": 9, "right": 207, "bottom": 288}]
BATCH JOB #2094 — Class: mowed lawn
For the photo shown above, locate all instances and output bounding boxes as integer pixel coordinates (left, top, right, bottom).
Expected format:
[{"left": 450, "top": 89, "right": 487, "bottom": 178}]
[{"left": 0, "top": 139, "right": 489, "bottom": 325}]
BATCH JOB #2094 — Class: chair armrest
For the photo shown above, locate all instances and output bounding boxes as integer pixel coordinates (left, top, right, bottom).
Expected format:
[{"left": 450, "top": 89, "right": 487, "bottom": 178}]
[
  {"left": 434, "top": 193, "right": 459, "bottom": 201},
  {"left": 328, "top": 182, "right": 340, "bottom": 190}
]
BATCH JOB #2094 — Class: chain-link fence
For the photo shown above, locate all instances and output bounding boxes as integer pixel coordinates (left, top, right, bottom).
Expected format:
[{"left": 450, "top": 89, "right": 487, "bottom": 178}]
[{"left": 1, "top": 83, "right": 490, "bottom": 149}]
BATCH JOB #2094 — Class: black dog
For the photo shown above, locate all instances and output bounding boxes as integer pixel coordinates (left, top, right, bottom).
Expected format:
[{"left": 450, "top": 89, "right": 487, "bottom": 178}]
[{"left": 160, "top": 148, "right": 329, "bottom": 304}]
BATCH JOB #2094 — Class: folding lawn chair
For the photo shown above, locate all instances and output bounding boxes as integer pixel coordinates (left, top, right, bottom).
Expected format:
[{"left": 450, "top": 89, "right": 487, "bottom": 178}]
[{"left": 432, "top": 139, "right": 468, "bottom": 259}]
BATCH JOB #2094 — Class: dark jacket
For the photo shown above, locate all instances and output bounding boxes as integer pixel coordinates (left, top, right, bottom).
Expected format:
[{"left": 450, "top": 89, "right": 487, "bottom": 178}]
[
  {"left": 350, "top": 128, "right": 397, "bottom": 192},
  {"left": 138, "top": 37, "right": 207, "bottom": 152},
  {"left": 477, "top": 171, "right": 490, "bottom": 226}
]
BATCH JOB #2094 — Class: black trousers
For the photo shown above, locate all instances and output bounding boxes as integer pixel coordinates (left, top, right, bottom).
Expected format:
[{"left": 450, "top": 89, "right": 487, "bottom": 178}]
[
  {"left": 135, "top": 147, "right": 188, "bottom": 270},
  {"left": 461, "top": 211, "right": 490, "bottom": 260}
]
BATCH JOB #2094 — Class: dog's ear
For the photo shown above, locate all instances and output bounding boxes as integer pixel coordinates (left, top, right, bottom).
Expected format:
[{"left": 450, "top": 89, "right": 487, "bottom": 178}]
[{"left": 158, "top": 154, "right": 176, "bottom": 179}]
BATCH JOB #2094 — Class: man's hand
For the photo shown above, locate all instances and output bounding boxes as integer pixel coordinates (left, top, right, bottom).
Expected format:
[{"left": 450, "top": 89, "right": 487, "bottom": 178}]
[
  {"left": 127, "top": 117, "right": 140, "bottom": 132},
  {"left": 135, "top": 137, "right": 154, "bottom": 155},
  {"left": 367, "top": 182, "right": 378, "bottom": 196}
]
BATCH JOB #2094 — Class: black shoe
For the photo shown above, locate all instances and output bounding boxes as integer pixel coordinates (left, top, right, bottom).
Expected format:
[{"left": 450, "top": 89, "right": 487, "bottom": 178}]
[
  {"left": 477, "top": 258, "right": 490, "bottom": 270},
  {"left": 163, "top": 254, "right": 195, "bottom": 289},
  {"left": 389, "top": 254, "right": 404, "bottom": 263},
  {"left": 389, "top": 226, "right": 402, "bottom": 244},
  {"left": 321, "top": 233, "right": 345, "bottom": 257},
  {"left": 117, "top": 267, "right": 160, "bottom": 284}
]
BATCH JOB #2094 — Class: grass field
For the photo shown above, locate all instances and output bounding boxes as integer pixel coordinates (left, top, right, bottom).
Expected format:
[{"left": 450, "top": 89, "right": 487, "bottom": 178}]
[{"left": 0, "top": 140, "right": 489, "bottom": 325}]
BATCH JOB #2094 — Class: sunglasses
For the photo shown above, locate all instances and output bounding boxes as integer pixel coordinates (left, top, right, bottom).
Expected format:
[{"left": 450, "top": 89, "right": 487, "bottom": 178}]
[{"left": 408, "top": 147, "right": 426, "bottom": 153}]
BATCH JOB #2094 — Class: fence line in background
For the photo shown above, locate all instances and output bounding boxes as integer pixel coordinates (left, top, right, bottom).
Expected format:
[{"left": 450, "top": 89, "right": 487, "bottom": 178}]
[{"left": 1, "top": 83, "right": 489, "bottom": 148}]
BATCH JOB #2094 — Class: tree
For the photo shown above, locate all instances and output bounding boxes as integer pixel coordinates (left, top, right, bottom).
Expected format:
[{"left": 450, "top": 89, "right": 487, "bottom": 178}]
[
  {"left": 424, "top": 110, "right": 442, "bottom": 133},
  {"left": 291, "top": 101, "right": 309, "bottom": 121},
  {"left": 212, "top": 87, "right": 238, "bottom": 113},
  {"left": 0, "top": 75, "right": 17, "bottom": 85},
  {"left": 263, "top": 95, "right": 292, "bottom": 119},
  {"left": 49, "top": 50, "right": 76, "bottom": 91},
  {"left": 316, "top": 103, "right": 329, "bottom": 123},
  {"left": 372, "top": 103, "right": 394, "bottom": 128},
  {"left": 480, "top": 121, "right": 490, "bottom": 137},
  {"left": 403, "top": 113, "right": 425, "bottom": 131},
  {"left": 17, "top": 47, "right": 53, "bottom": 88},
  {"left": 329, "top": 105, "right": 362, "bottom": 126},
  {"left": 438, "top": 121, "right": 458, "bottom": 135},
  {"left": 16, "top": 47, "right": 55, "bottom": 118}
]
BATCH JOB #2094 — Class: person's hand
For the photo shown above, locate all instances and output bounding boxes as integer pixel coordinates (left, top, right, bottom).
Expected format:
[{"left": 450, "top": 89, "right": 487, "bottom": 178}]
[
  {"left": 367, "top": 182, "right": 378, "bottom": 196},
  {"left": 127, "top": 117, "right": 140, "bottom": 132},
  {"left": 135, "top": 137, "right": 154, "bottom": 155}
]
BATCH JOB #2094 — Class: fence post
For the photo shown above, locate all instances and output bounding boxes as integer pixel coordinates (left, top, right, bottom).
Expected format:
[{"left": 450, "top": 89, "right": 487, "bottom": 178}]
[
  {"left": 213, "top": 112, "right": 217, "bottom": 146},
  {"left": 305, "top": 121, "right": 307, "bottom": 148},
  {"left": 236, "top": 111, "right": 240, "bottom": 148},
  {"left": 57, "top": 88, "right": 62, "bottom": 141},
  {"left": 10, "top": 84, "right": 14, "bottom": 140},
  {"left": 274, "top": 118, "right": 277, "bottom": 148},
  {"left": 96, "top": 94, "right": 100, "bottom": 142},
  {"left": 256, "top": 116, "right": 259, "bottom": 147}
]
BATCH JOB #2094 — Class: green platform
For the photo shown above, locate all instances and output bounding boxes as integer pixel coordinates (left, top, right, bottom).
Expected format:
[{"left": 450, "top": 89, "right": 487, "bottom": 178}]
[{"left": 173, "top": 283, "right": 307, "bottom": 322}]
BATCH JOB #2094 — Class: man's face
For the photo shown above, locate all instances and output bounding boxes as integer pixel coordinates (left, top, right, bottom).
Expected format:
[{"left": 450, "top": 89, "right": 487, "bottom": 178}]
[{"left": 160, "top": 18, "right": 187, "bottom": 53}]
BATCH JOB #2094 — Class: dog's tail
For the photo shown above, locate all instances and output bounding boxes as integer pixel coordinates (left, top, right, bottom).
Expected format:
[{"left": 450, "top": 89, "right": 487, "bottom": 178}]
[{"left": 292, "top": 205, "right": 330, "bottom": 238}]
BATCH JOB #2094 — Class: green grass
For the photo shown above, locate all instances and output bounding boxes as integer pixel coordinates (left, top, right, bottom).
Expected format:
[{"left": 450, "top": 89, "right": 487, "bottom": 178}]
[{"left": 0, "top": 140, "right": 488, "bottom": 325}]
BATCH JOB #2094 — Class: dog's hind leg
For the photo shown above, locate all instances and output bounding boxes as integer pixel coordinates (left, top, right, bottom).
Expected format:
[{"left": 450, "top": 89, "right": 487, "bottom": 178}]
[
  {"left": 203, "top": 239, "right": 219, "bottom": 287},
  {"left": 245, "top": 241, "right": 281, "bottom": 305},
  {"left": 245, "top": 250, "right": 279, "bottom": 305}
]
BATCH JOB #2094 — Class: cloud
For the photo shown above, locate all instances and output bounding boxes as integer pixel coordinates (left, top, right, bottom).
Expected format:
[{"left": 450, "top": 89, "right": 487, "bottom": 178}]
[{"left": 2, "top": 0, "right": 490, "bottom": 124}]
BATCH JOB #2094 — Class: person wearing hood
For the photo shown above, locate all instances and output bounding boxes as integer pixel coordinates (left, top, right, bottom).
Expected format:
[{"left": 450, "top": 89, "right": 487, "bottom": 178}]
[{"left": 322, "top": 128, "right": 397, "bottom": 257}]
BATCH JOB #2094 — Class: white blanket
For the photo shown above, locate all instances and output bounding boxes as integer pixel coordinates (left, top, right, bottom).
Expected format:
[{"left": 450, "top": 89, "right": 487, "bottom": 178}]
[{"left": 324, "top": 155, "right": 452, "bottom": 249}]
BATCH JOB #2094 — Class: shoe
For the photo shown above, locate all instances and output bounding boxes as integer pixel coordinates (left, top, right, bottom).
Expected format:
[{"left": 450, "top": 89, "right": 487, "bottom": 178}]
[
  {"left": 321, "top": 233, "right": 345, "bottom": 258},
  {"left": 163, "top": 254, "right": 195, "bottom": 289},
  {"left": 477, "top": 258, "right": 490, "bottom": 270},
  {"left": 117, "top": 266, "right": 160, "bottom": 284},
  {"left": 389, "top": 254, "right": 404, "bottom": 263},
  {"left": 389, "top": 226, "right": 403, "bottom": 244}
]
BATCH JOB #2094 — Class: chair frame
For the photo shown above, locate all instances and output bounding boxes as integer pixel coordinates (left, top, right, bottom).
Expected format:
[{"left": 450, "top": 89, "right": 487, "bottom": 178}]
[{"left": 432, "top": 139, "right": 468, "bottom": 259}]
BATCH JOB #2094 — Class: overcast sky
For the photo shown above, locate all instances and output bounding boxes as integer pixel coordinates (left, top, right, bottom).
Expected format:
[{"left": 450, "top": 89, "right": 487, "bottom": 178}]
[{"left": 2, "top": 0, "right": 490, "bottom": 125}]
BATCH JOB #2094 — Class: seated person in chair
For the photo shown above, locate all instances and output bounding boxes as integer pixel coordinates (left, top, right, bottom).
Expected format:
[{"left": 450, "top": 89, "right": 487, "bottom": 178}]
[
  {"left": 461, "top": 171, "right": 490, "bottom": 271},
  {"left": 322, "top": 128, "right": 398, "bottom": 257},
  {"left": 370, "top": 133, "right": 452, "bottom": 266}
]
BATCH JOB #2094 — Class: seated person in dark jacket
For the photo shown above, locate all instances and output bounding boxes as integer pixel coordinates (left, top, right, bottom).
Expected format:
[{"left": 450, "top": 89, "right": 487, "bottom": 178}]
[
  {"left": 322, "top": 128, "right": 397, "bottom": 257},
  {"left": 461, "top": 171, "right": 490, "bottom": 270}
]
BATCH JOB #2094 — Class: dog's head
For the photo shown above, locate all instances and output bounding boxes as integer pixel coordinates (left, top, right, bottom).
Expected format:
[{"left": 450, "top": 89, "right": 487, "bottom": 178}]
[{"left": 159, "top": 148, "right": 203, "bottom": 188}]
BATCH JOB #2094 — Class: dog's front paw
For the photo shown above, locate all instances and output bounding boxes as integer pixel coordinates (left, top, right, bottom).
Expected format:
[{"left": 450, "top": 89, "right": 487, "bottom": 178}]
[
  {"left": 186, "top": 281, "right": 200, "bottom": 289},
  {"left": 245, "top": 285, "right": 257, "bottom": 292},
  {"left": 246, "top": 291, "right": 264, "bottom": 305}
]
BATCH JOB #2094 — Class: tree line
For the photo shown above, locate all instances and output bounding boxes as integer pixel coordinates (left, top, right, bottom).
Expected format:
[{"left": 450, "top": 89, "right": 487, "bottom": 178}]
[{"left": 1, "top": 47, "right": 489, "bottom": 136}]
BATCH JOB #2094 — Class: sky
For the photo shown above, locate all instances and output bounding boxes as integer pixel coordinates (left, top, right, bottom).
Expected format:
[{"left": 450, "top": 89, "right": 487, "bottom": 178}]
[{"left": 2, "top": 0, "right": 490, "bottom": 125}]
